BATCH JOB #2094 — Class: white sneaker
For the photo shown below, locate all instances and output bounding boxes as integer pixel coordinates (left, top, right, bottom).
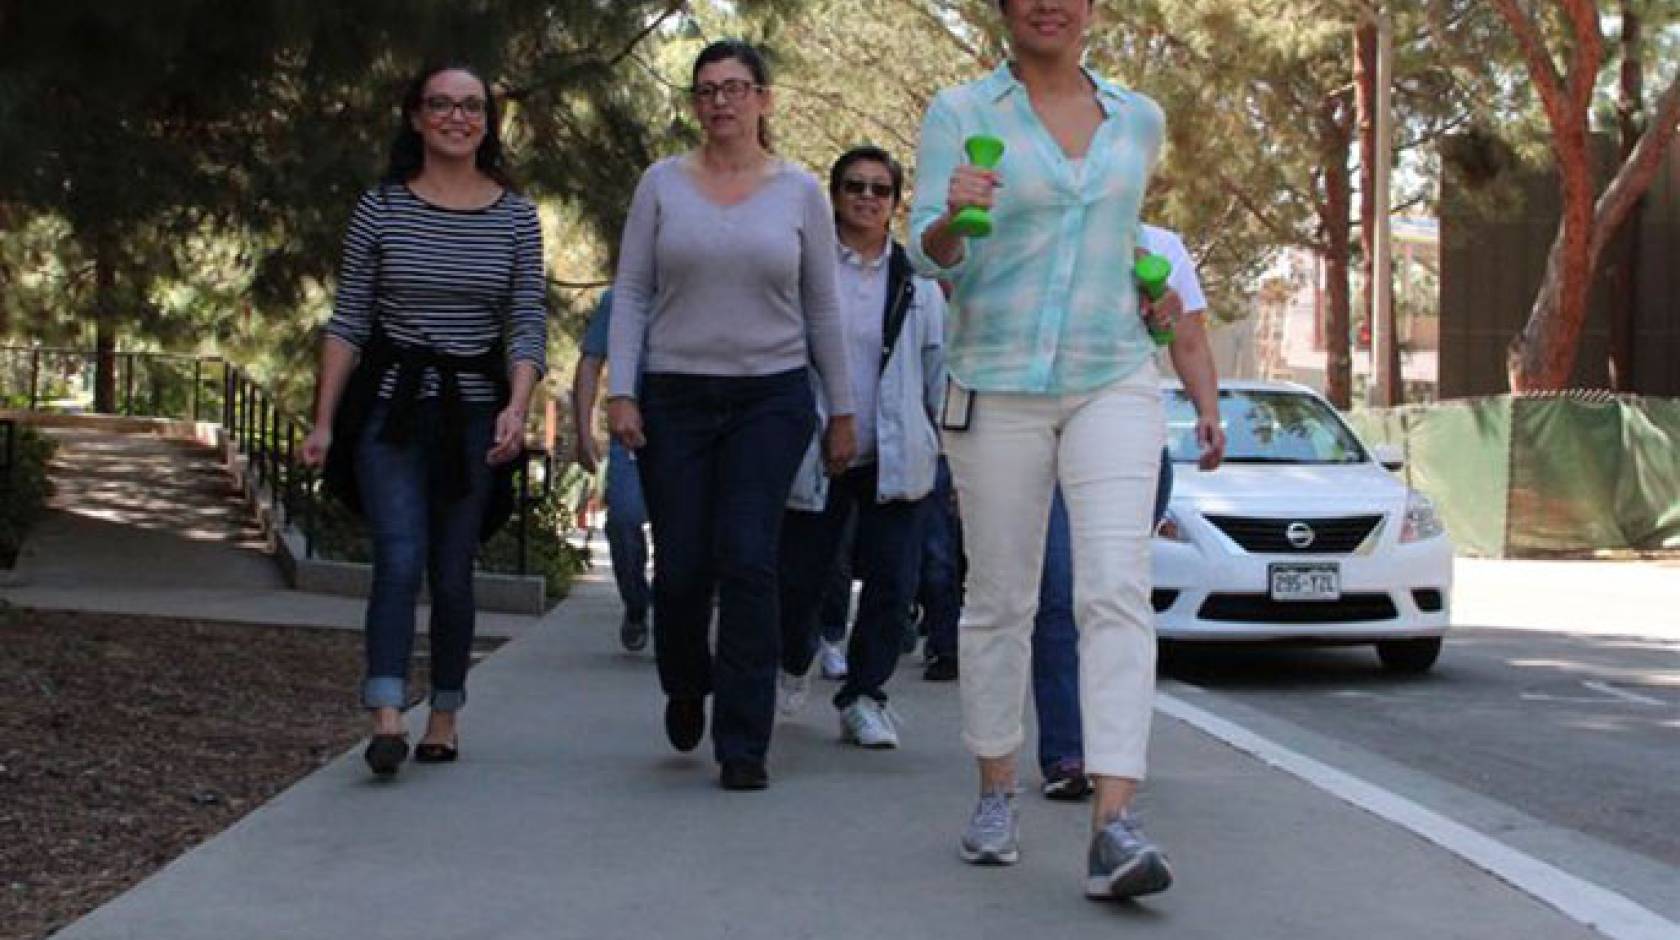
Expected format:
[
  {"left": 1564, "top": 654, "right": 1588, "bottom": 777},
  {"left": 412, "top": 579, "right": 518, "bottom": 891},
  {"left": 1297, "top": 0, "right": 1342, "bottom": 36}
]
[
  {"left": 818, "top": 641, "right": 848, "bottom": 680},
  {"left": 776, "top": 670, "right": 810, "bottom": 718},
  {"left": 839, "top": 698, "right": 900, "bottom": 749}
]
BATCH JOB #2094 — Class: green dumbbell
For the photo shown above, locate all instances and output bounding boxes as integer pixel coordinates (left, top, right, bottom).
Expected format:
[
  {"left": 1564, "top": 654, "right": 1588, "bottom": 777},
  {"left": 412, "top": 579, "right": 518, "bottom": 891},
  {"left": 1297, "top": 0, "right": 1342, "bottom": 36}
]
[
  {"left": 1134, "top": 253, "right": 1175, "bottom": 346},
  {"left": 948, "top": 135, "right": 1006, "bottom": 238}
]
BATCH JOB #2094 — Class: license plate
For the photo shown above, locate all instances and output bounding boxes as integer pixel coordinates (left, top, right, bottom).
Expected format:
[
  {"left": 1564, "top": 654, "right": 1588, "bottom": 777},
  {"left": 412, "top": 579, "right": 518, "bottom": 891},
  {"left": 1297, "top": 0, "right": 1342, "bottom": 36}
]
[{"left": 1269, "top": 563, "right": 1341, "bottom": 601}]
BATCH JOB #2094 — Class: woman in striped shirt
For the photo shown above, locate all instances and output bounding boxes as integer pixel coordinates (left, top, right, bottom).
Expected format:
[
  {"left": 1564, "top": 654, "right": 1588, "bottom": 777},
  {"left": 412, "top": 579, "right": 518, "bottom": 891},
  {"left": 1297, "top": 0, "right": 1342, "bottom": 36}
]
[{"left": 302, "top": 64, "right": 547, "bottom": 778}]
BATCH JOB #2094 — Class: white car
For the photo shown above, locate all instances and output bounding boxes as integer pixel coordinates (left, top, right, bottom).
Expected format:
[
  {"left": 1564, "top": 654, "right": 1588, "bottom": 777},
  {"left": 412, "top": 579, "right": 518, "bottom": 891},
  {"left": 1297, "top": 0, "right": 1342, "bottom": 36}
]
[{"left": 1153, "top": 380, "right": 1453, "bottom": 673}]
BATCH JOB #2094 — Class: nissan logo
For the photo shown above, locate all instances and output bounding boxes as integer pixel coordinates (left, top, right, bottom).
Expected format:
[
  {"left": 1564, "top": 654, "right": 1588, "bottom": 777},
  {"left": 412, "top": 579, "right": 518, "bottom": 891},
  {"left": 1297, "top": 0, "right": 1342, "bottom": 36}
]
[{"left": 1285, "top": 522, "right": 1316, "bottom": 549}]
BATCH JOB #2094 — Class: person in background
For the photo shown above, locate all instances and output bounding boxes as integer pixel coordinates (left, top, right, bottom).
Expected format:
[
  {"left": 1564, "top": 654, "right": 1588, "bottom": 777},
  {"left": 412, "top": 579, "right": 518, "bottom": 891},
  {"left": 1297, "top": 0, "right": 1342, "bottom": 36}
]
[
  {"left": 813, "top": 520, "right": 856, "bottom": 680},
  {"left": 572, "top": 288, "right": 652, "bottom": 652},
  {"left": 776, "top": 145, "right": 946, "bottom": 750},
  {"left": 918, "top": 455, "right": 963, "bottom": 682},
  {"left": 607, "top": 40, "right": 856, "bottom": 791},
  {"left": 301, "top": 62, "right": 546, "bottom": 778},
  {"left": 1033, "top": 223, "right": 1225, "bottom": 801}
]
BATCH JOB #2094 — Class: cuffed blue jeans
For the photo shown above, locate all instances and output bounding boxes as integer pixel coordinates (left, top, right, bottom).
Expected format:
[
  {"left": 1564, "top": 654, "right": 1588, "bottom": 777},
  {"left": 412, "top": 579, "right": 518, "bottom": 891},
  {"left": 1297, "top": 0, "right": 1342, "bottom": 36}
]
[
  {"left": 779, "top": 464, "right": 925, "bottom": 709},
  {"left": 1032, "top": 449, "right": 1173, "bottom": 773},
  {"left": 356, "top": 399, "right": 496, "bottom": 713},
  {"left": 604, "top": 439, "right": 650, "bottom": 622},
  {"left": 636, "top": 369, "right": 815, "bottom": 765}
]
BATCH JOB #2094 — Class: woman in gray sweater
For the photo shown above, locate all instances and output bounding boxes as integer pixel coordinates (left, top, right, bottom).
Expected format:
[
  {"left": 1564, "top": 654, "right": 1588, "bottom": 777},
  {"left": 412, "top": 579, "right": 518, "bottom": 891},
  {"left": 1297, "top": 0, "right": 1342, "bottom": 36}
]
[{"left": 607, "top": 40, "right": 856, "bottom": 791}]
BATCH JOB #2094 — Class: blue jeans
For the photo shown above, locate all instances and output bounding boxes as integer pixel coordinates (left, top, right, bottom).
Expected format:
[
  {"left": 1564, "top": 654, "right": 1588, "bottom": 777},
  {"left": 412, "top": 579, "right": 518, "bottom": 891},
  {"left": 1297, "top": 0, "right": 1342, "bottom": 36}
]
[
  {"left": 1032, "top": 450, "right": 1173, "bottom": 773},
  {"left": 919, "top": 456, "right": 964, "bottom": 660},
  {"left": 604, "top": 439, "right": 650, "bottom": 622},
  {"left": 356, "top": 399, "right": 496, "bottom": 713},
  {"left": 636, "top": 369, "right": 815, "bottom": 765},
  {"left": 779, "top": 464, "right": 925, "bottom": 709}
]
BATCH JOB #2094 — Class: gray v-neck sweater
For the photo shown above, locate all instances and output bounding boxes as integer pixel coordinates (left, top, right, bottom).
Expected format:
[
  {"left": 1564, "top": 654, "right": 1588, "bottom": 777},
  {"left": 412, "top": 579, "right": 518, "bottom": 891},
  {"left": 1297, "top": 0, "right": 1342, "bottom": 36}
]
[{"left": 607, "top": 156, "right": 854, "bottom": 414}]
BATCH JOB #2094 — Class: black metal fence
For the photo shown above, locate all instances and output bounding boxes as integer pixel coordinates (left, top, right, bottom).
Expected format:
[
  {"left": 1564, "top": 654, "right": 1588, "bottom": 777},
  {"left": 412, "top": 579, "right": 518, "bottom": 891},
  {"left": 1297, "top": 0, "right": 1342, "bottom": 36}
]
[
  {"left": 0, "top": 345, "right": 228, "bottom": 421},
  {"left": 0, "top": 346, "right": 551, "bottom": 577},
  {"left": 0, "top": 418, "right": 15, "bottom": 493}
]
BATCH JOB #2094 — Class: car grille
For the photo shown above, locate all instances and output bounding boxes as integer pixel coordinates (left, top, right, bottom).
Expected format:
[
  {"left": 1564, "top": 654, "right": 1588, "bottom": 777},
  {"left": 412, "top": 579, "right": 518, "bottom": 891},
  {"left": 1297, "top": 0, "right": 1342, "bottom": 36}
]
[
  {"left": 1203, "top": 514, "right": 1383, "bottom": 554},
  {"left": 1198, "top": 593, "right": 1399, "bottom": 623}
]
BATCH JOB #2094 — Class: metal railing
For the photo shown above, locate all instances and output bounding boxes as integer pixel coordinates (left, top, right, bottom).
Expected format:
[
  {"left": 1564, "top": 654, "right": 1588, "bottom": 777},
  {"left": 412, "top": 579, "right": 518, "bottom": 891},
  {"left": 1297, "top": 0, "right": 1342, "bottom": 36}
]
[
  {"left": 0, "top": 418, "right": 15, "bottom": 493},
  {"left": 0, "top": 345, "right": 226, "bottom": 421},
  {"left": 0, "top": 346, "right": 551, "bottom": 576}
]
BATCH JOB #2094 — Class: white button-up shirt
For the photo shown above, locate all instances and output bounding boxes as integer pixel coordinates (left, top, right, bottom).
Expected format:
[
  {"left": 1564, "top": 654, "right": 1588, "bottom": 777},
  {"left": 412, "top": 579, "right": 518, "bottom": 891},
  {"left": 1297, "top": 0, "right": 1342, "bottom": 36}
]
[{"left": 836, "top": 242, "right": 889, "bottom": 464}]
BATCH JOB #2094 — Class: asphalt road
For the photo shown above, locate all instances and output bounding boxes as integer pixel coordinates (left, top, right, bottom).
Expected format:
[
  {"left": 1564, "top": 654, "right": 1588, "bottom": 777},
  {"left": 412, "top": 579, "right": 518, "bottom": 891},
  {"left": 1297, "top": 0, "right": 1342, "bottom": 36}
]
[{"left": 1160, "top": 627, "right": 1680, "bottom": 871}]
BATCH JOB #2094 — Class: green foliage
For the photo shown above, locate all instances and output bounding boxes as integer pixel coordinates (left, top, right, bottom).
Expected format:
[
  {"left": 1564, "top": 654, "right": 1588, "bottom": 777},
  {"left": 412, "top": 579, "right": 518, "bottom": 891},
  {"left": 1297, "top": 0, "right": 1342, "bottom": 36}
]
[
  {"left": 478, "top": 461, "right": 593, "bottom": 602},
  {"left": 0, "top": 426, "right": 57, "bottom": 568}
]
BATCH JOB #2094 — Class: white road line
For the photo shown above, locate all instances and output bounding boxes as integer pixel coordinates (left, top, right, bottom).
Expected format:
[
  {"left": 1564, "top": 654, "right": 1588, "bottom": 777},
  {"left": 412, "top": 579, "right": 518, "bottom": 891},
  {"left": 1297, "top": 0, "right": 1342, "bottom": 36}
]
[
  {"left": 1581, "top": 680, "right": 1667, "bottom": 707},
  {"left": 1156, "top": 691, "right": 1680, "bottom": 940}
]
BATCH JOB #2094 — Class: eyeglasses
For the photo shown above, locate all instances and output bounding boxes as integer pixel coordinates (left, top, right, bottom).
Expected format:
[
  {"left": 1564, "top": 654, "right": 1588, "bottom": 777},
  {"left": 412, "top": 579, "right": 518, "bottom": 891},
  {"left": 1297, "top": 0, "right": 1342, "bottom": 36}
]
[
  {"left": 841, "top": 178, "right": 895, "bottom": 199},
  {"left": 690, "top": 79, "right": 760, "bottom": 104},
  {"left": 422, "top": 95, "right": 487, "bottom": 120}
]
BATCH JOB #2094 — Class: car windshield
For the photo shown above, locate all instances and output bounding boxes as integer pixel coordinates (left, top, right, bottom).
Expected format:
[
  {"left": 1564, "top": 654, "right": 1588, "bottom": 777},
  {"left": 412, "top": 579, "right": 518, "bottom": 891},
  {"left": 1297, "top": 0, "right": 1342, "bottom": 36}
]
[{"left": 1164, "top": 389, "right": 1366, "bottom": 464}]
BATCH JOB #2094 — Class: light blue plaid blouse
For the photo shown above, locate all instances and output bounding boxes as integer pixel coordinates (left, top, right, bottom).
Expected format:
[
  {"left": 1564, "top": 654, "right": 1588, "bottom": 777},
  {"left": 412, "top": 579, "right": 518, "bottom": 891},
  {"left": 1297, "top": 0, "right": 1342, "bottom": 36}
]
[{"left": 909, "top": 64, "right": 1165, "bottom": 395}]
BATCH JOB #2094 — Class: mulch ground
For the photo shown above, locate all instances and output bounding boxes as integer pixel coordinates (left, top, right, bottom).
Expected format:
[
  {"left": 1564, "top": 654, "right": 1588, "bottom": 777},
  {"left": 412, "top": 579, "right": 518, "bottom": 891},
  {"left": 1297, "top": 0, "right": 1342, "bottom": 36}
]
[{"left": 0, "top": 607, "right": 498, "bottom": 940}]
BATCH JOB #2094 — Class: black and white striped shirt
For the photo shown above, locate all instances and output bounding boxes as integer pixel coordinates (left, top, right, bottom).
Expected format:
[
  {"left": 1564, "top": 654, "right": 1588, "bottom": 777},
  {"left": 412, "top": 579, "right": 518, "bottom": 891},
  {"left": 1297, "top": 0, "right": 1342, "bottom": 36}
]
[{"left": 325, "top": 185, "right": 547, "bottom": 402}]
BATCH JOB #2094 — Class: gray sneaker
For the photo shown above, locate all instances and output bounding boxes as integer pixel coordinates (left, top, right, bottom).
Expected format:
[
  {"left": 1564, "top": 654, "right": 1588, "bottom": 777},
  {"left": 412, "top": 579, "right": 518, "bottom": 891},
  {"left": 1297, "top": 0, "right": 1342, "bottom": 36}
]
[
  {"left": 839, "top": 698, "right": 899, "bottom": 749},
  {"left": 1086, "top": 814, "right": 1173, "bottom": 899},
  {"left": 959, "top": 792, "right": 1020, "bottom": 865}
]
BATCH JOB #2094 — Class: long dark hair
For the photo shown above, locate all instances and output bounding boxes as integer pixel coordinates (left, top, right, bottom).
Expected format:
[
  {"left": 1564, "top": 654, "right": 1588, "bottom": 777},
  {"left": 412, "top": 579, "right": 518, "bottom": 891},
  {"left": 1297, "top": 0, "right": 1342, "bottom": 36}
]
[
  {"left": 383, "top": 63, "right": 513, "bottom": 187},
  {"left": 692, "top": 40, "right": 773, "bottom": 152}
]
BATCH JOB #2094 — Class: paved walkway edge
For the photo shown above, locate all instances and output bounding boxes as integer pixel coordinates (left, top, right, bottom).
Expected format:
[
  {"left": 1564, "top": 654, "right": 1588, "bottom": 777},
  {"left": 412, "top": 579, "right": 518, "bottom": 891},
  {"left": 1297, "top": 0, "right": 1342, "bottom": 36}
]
[{"left": 1158, "top": 691, "right": 1680, "bottom": 940}]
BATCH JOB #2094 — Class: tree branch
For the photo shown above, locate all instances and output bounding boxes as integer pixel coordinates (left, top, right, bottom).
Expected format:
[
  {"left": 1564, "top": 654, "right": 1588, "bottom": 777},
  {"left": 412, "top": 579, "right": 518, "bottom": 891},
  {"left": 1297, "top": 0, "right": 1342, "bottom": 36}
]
[
  {"left": 1220, "top": 171, "right": 1320, "bottom": 252},
  {"left": 1590, "top": 68, "right": 1680, "bottom": 268},
  {"left": 502, "top": 1, "right": 688, "bottom": 102},
  {"left": 550, "top": 275, "right": 611, "bottom": 291},
  {"left": 1487, "top": 0, "right": 1567, "bottom": 130}
]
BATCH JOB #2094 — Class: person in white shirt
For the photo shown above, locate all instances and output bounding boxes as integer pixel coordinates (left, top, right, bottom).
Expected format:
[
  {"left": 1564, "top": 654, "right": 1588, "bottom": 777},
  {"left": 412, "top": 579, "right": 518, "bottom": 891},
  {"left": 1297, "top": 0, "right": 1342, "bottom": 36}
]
[{"left": 1032, "top": 224, "right": 1224, "bottom": 802}]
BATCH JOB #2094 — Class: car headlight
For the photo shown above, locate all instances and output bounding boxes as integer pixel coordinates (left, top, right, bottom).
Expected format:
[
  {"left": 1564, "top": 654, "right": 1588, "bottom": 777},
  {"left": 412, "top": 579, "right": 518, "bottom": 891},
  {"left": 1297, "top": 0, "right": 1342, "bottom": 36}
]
[
  {"left": 1154, "top": 510, "right": 1190, "bottom": 543},
  {"left": 1400, "top": 490, "right": 1445, "bottom": 543}
]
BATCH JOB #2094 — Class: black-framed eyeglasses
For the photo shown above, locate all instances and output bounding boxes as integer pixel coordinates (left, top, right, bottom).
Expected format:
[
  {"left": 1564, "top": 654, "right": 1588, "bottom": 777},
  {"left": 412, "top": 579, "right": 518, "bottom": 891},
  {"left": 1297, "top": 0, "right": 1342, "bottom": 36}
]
[
  {"left": 841, "top": 178, "right": 895, "bottom": 199},
  {"left": 690, "top": 79, "right": 760, "bottom": 104},
  {"left": 422, "top": 95, "right": 487, "bottom": 120}
]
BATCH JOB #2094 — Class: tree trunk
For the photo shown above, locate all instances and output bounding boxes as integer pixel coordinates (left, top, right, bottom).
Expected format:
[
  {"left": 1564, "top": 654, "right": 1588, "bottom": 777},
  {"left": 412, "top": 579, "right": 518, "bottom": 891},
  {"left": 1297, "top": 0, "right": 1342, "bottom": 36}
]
[
  {"left": 1507, "top": 136, "right": 1595, "bottom": 391},
  {"left": 1321, "top": 101, "right": 1355, "bottom": 409},
  {"left": 1356, "top": 20, "right": 1376, "bottom": 397},
  {"left": 93, "top": 236, "right": 118, "bottom": 413},
  {"left": 1607, "top": 3, "right": 1643, "bottom": 391}
]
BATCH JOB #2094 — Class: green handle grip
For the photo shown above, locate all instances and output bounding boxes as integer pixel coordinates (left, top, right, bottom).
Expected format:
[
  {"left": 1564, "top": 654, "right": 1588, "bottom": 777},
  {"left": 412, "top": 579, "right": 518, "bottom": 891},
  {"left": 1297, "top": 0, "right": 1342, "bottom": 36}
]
[
  {"left": 949, "top": 135, "right": 1006, "bottom": 239},
  {"left": 1134, "top": 253, "right": 1175, "bottom": 346}
]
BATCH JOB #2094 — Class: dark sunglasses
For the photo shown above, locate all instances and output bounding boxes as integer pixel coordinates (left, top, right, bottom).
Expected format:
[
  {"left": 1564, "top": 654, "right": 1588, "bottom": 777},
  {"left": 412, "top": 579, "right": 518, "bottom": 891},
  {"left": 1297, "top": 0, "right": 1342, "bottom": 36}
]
[{"left": 841, "top": 178, "right": 895, "bottom": 199}]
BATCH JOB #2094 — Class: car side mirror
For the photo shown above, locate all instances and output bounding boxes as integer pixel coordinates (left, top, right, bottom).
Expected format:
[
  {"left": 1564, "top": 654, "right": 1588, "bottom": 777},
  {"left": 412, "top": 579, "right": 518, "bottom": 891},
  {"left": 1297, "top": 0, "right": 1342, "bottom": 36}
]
[{"left": 1373, "top": 444, "right": 1404, "bottom": 472}]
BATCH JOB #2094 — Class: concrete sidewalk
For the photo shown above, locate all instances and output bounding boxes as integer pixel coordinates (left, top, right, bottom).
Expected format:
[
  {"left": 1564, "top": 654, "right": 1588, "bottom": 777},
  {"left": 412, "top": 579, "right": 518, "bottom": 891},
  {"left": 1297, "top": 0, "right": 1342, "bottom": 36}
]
[
  {"left": 56, "top": 573, "right": 1602, "bottom": 940},
  {"left": 0, "top": 427, "right": 543, "bottom": 639}
]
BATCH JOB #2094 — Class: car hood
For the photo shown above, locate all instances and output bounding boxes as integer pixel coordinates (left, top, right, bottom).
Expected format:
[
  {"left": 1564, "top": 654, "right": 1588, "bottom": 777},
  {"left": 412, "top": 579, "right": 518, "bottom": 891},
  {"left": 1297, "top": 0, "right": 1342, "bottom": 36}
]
[{"left": 1170, "top": 462, "right": 1407, "bottom": 516}]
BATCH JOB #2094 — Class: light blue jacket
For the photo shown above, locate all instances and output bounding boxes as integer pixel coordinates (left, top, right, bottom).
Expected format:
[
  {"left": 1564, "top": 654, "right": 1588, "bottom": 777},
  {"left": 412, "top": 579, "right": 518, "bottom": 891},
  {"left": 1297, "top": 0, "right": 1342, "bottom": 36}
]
[{"left": 788, "top": 244, "right": 946, "bottom": 511}]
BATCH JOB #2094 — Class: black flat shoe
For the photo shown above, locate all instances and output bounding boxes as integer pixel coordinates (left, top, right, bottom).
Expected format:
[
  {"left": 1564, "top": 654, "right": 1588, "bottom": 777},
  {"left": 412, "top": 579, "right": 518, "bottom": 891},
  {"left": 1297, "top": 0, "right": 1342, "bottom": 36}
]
[
  {"left": 414, "top": 739, "right": 459, "bottom": 763},
  {"left": 364, "top": 734, "right": 408, "bottom": 777},
  {"left": 665, "top": 697, "right": 705, "bottom": 753},
  {"left": 719, "top": 760, "right": 769, "bottom": 791}
]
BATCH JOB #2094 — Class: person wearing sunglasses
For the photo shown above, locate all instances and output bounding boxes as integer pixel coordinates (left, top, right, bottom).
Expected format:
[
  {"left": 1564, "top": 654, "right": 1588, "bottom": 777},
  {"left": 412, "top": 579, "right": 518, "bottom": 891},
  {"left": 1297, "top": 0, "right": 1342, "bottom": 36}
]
[
  {"left": 301, "top": 63, "right": 546, "bottom": 778},
  {"left": 607, "top": 40, "right": 857, "bottom": 791},
  {"left": 774, "top": 146, "right": 946, "bottom": 750},
  {"left": 909, "top": 0, "right": 1208, "bottom": 901}
]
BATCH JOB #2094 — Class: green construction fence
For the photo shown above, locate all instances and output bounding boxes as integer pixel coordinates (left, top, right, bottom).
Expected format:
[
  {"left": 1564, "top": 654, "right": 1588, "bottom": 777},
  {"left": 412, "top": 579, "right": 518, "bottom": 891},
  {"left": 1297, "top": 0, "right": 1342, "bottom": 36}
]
[{"left": 1344, "top": 393, "right": 1680, "bottom": 558}]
